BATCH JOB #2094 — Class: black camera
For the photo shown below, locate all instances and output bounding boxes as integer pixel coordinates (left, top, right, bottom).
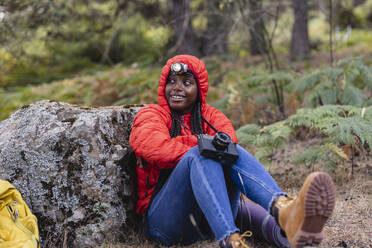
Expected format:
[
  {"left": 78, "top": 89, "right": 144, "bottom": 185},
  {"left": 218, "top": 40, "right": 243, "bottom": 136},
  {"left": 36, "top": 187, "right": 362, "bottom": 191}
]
[{"left": 197, "top": 132, "right": 239, "bottom": 163}]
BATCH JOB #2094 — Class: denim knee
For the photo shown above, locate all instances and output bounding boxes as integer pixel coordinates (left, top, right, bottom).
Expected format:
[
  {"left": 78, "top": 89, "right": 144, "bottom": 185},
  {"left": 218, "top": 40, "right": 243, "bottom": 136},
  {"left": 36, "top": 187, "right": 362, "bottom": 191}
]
[{"left": 184, "top": 145, "right": 200, "bottom": 157}]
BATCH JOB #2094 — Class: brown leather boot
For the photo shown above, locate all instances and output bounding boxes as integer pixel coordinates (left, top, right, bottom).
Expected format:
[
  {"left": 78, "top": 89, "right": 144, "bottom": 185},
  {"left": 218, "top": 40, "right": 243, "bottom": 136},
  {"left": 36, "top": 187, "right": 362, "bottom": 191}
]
[{"left": 272, "top": 172, "right": 336, "bottom": 248}]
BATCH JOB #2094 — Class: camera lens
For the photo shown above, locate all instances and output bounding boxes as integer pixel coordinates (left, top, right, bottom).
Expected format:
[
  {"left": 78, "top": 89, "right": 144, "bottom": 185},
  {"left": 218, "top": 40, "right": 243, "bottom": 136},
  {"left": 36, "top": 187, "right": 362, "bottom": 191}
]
[{"left": 212, "top": 132, "right": 231, "bottom": 150}]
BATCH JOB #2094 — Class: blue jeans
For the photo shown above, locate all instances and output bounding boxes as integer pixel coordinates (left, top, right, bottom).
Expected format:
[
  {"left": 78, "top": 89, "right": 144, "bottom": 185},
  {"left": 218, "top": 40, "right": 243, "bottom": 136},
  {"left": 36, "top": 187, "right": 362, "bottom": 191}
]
[{"left": 145, "top": 145, "right": 286, "bottom": 246}]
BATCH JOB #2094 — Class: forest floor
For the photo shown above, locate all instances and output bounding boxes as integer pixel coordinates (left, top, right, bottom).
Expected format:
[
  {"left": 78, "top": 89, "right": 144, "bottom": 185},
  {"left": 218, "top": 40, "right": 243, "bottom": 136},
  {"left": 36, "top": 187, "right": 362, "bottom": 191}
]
[{"left": 102, "top": 137, "right": 372, "bottom": 248}]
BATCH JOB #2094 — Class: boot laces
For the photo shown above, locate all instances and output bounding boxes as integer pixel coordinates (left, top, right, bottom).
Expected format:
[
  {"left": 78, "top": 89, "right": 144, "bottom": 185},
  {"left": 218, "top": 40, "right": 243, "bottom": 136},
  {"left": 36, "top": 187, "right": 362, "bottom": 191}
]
[{"left": 230, "top": 231, "right": 252, "bottom": 248}]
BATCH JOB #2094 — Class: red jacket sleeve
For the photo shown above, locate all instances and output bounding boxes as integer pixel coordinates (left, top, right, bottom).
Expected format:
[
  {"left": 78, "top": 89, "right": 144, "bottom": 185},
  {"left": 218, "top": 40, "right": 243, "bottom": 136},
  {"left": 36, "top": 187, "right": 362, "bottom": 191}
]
[
  {"left": 129, "top": 105, "right": 196, "bottom": 169},
  {"left": 204, "top": 105, "right": 238, "bottom": 143}
]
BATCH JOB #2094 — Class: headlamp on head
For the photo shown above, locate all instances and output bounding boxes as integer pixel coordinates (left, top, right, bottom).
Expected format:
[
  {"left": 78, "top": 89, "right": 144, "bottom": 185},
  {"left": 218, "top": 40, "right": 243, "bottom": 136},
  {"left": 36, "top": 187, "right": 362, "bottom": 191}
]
[{"left": 171, "top": 62, "right": 189, "bottom": 74}]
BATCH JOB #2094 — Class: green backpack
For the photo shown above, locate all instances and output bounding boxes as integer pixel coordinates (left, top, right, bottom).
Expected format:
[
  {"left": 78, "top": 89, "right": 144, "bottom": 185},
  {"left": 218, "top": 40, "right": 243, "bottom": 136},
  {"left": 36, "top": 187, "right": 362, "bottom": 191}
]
[{"left": 0, "top": 180, "right": 40, "bottom": 248}]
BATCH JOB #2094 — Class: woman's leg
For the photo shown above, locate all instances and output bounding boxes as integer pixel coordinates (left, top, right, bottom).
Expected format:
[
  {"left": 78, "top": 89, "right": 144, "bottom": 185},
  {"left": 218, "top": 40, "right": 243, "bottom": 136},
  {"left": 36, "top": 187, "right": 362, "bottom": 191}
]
[
  {"left": 229, "top": 145, "right": 336, "bottom": 247},
  {"left": 229, "top": 145, "right": 287, "bottom": 211},
  {"left": 236, "top": 197, "right": 289, "bottom": 248},
  {"left": 146, "top": 146, "right": 240, "bottom": 246}
]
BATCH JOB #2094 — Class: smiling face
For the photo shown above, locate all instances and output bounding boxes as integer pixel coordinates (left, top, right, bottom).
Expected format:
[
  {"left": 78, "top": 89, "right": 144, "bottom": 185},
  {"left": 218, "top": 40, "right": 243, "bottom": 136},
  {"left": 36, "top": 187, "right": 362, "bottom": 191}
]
[{"left": 165, "top": 73, "right": 198, "bottom": 114}]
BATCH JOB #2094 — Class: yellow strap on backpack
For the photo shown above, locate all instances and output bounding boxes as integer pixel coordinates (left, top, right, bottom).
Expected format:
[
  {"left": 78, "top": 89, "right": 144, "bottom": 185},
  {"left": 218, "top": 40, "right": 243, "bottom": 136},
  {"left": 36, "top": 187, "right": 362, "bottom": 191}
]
[{"left": 0, "top": 180, "right": 40, "bottom": 248}]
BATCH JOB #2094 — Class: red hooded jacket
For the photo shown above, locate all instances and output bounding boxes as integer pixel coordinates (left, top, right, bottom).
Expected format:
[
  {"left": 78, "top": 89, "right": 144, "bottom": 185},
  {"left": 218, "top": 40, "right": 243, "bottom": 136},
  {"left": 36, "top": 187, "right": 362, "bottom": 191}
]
[{"left": 129, "top": 55, "right": 238, "bottom": 215}]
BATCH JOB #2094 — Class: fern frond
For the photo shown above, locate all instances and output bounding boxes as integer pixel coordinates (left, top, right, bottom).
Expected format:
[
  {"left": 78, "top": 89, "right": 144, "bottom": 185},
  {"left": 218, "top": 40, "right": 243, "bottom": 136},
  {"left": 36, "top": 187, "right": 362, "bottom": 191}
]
[
  {"left": 303, "top": 87, "right": 322, "bottom": 107},
  {"left": 294, "top": 146, "right": 324, "bottom": 165},
  {"left": 341, "top": 86, "right": 366, "bottom": 106},
  {"left": 266, "top": 72, "right": 293, "bottom": 83},
  {"left": 236, "top": 132, "right": 257, "bottom": 146},
  {"left": 341, "top": 57, "right": 372, "bottom": 89},
  {"left": 294, "top": 58, "right": 371, "bottom": 108},
  {"left": 213, "top": 95, "right": 230, "bottom": 112},
  {"left": 255, "top": 147, "right": 272, "bottom": 166},
  {"left": 320, "top": 88, "right": 340, "bottom": 105},
  {"left": 293, "top": 72, "right": 321, "bottom": 93},
  {"left": 261, "top": 121, "right": 292, "bottom": 140},
  {"left": 237, "top": 124, "right": 261, "bottom": 135},
  {"left": 256, "top": 133, "right": 274, "bottom": 146},
  {"left": 238, "top": 104, "right": 371, "bottom": 169},
  {"left": 236, "top": 124, "right": 261, "bottom": 145},
  {"left": 288, "top": 108, "right": 314, "bottom": 127},
  {"left": 242, "top": 74, "right": 269, "bottom": 87}
]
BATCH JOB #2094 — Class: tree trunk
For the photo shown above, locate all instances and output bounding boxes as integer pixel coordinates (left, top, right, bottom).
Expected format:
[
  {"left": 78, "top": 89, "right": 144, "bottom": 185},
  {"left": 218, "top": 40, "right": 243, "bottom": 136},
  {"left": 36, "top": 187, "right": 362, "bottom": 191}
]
[
  {"left": 290, "top": 0, "right": 311, "bottom": 60},
  {"left": 202, "top": 0, "right": 229, "bottom": 56},
  {"left": 168, "top": 0, "right": 201, "bottom": 57},
  {"left": 248, "top": 0, "right": 267, "bottom": 55}
]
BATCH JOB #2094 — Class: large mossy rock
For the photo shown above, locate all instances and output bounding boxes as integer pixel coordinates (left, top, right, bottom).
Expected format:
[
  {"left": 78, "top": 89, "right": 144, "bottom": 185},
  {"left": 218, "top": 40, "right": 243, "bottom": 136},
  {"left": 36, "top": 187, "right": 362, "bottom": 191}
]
[{"left": 0, "top": 100, "right": 143, "bottom": 247}]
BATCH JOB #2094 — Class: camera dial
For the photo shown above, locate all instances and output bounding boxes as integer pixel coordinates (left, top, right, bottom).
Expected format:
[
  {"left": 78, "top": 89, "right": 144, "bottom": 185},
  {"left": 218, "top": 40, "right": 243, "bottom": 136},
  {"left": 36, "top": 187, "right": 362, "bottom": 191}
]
[{"left": 212, "top": 132, "right": 231, "bottom": 150}]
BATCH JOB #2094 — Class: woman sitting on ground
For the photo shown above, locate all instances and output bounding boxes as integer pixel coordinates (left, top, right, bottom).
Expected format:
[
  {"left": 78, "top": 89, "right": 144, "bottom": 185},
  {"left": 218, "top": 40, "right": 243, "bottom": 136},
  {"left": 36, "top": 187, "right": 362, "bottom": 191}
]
[{"left": 129, "top": 55, "right": 336, "bottom": 248}]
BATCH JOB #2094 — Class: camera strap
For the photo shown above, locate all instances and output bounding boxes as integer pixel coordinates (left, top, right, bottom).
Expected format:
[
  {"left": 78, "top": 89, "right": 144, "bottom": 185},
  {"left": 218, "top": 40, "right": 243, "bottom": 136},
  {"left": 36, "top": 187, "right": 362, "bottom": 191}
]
[{"left": 201, "top": 116, "right": 219, "bottom": 133}]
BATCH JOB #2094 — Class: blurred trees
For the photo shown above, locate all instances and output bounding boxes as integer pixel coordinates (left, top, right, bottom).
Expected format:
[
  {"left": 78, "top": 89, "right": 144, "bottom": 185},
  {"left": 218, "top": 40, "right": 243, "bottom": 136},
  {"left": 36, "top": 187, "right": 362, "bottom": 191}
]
[
  {"left": 202, "top": 0, "right": 231, "bottom": 56},
  {"left": 0, "top": 0, "right": 168, "bottom": 87},
  {"left": 1, "top": 0, "right": 132, "bottom": 86},
  {"left": 168, "top": 0, "right": 201, "bottom": 56},
  {"left": 246, "top": 0, "right": 268, "bottom": 55},
  {"left": 290, "top": 0, "right": 311, "bottom": 60},
  {"left": 168, "top": 0, "right": 233, "bottom": 57},
  {"left": 2, "top": 0, "right": 372, "bottom": 88}
]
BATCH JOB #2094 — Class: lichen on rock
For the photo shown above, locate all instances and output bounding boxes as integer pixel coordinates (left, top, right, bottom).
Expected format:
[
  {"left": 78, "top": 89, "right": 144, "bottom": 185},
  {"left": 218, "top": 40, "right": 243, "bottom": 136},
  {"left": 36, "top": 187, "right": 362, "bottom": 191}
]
[{"left": 0, "top": 100, "right": 142, "bottom": 247}]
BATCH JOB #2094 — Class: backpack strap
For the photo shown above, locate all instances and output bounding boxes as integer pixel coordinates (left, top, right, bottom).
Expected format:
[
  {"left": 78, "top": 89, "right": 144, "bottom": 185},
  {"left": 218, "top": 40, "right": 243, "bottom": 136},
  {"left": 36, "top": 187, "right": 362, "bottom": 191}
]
[{"left": 7, "top": 204, "right": 40, "bottom": 248}]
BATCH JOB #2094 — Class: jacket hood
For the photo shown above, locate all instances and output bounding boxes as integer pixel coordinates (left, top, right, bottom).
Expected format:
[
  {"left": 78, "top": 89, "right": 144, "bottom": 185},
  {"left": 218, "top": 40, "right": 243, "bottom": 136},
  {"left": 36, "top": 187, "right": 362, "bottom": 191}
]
[{"left": 158, "top": 55, "right": 209, "bottom": 113}]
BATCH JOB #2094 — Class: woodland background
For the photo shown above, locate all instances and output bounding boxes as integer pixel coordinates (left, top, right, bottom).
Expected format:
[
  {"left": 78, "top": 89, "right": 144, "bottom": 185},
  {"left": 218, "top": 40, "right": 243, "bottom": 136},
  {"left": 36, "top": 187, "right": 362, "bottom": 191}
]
[{"left": 0, "top": 0, "right": 371, "bottom": 247}]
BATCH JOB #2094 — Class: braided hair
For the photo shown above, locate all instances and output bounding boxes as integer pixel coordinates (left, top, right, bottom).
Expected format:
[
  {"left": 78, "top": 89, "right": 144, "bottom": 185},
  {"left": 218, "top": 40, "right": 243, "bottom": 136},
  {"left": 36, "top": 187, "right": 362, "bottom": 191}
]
[{"left": 169, "top": 96, "right": 204, "bottom": 138}]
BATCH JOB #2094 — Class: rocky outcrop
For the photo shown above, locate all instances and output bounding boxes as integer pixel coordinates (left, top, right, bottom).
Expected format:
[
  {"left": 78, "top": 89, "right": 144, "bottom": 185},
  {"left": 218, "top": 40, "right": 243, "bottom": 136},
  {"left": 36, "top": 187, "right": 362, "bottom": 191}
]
[{"left": 0, "top": 100, "right": 143, "bottom": 247}]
